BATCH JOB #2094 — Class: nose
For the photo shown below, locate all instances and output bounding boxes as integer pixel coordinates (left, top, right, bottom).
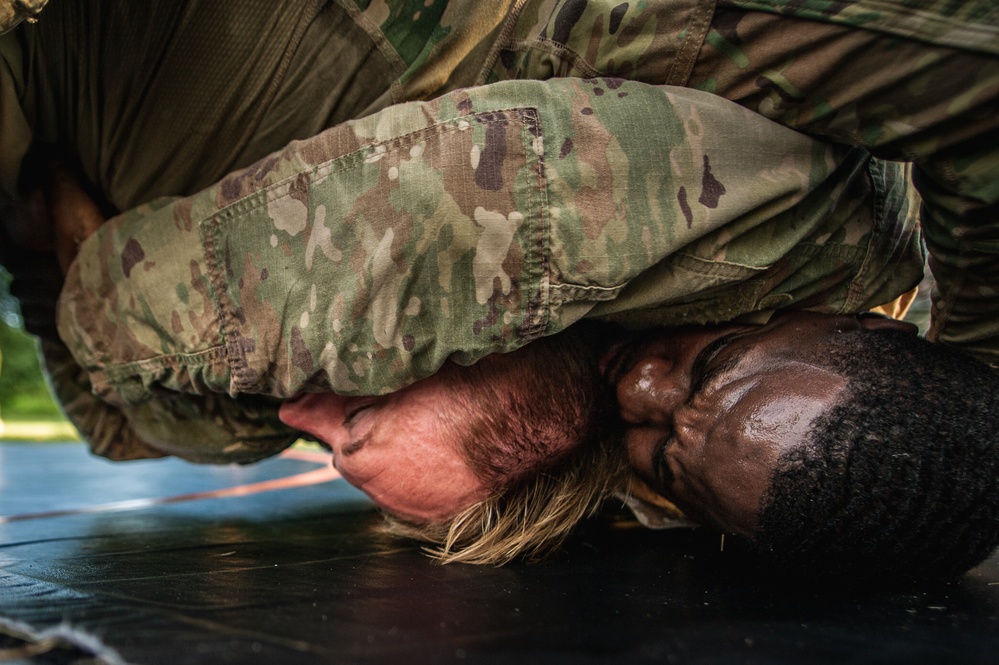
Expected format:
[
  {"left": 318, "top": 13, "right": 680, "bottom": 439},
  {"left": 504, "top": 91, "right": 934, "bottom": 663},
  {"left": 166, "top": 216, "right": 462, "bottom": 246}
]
[
  {"left": 278, "top": 393, "right": 351, "bottom": 450},
  {"left": 278, "top": 393, "right": 323, "bottom": 432},
  {"left": 615, "top": 355, "right": 687, "bottom": 425}
]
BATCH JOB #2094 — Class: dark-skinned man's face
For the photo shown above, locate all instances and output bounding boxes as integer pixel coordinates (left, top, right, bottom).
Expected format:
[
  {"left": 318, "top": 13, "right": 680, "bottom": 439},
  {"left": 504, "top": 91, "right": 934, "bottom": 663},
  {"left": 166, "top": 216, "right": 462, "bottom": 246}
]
[{"left": 604, "top": 311, "right": 917, "bottom": 536}]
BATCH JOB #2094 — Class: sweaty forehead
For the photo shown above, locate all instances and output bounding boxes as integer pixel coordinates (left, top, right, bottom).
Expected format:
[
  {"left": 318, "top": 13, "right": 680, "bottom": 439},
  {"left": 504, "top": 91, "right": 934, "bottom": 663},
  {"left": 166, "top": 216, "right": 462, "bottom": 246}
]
[
  {"left": 717, "top": 359, "right": 851, "bottom": 450},
  {"left": 714, "top": 327, "right": 839, "bottom": 381},
  {"left": 678, "top": 364, "right": 850, "bottom": 535}
]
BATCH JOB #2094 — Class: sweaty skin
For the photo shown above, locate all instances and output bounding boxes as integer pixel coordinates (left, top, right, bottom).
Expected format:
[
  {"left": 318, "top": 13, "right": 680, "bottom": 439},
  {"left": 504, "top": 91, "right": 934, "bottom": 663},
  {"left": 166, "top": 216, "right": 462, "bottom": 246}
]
[
  {"left": 606, "top": 311, "right": 917, "bottom": 536},
  {"left": 278, "top": 366, "right": 488, "bottom": 524}
]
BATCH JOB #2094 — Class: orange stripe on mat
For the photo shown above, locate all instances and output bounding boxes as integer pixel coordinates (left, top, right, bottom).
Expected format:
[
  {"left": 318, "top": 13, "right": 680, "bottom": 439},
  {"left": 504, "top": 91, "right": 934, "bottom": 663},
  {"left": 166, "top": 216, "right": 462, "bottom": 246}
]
[{"left": 0, "top": 449, "right": 341, "bottom": 524}]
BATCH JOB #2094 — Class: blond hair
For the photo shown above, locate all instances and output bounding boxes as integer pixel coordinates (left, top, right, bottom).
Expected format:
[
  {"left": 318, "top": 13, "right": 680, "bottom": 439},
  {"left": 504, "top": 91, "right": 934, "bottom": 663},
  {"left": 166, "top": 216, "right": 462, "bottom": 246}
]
[
  {"left": 381, "top": 324, "right": 630, "bottom": 564},
  {"left": 380, "top": 428, "right": 630, "bottom": 564}
]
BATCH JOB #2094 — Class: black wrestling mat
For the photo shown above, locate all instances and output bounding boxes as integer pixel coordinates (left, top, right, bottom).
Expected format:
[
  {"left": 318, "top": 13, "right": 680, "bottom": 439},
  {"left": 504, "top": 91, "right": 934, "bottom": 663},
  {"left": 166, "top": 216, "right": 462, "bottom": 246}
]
[{"left": 1, "top": 442, "right": 998, "bottom": 664}]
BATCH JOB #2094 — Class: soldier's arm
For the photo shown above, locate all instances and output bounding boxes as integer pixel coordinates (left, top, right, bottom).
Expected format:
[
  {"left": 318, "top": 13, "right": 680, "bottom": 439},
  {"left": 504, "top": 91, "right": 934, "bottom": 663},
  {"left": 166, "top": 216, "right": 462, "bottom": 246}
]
[
  {"left": 42, "top": 339, "right": 298, "bottom": 464},
  {"left": 56, "top": 77, "right": 870, "bottom": 406}
]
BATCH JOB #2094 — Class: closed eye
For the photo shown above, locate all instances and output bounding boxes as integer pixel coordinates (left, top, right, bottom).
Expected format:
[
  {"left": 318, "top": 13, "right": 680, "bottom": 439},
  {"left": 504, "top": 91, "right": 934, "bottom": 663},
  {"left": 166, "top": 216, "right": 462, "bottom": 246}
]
[
  {"left": 344, "top": 397, "right": 379, "bottom": 425},
  {"left": 654, "top": 434, "right": 677, "bottom": 491},
  {"left": 690, "top": 336, "right": 749, "bottom": 398},
  {"left": 342, "top": 432, "right": 371, "bottom": 456}
]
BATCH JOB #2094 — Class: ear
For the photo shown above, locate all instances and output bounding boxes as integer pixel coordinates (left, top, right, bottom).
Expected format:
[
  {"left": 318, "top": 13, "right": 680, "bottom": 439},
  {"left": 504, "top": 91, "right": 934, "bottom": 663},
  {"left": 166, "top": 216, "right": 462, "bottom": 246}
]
[{"left": 857, "top": 312, "right": 919, "bottom": 335}]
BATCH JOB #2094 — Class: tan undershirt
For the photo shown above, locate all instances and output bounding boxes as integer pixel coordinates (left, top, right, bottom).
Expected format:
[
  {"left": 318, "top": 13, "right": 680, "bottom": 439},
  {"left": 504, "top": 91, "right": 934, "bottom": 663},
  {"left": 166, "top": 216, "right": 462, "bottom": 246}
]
[{"left": 2, "top": 0, "right": 399, "bottom": 211}]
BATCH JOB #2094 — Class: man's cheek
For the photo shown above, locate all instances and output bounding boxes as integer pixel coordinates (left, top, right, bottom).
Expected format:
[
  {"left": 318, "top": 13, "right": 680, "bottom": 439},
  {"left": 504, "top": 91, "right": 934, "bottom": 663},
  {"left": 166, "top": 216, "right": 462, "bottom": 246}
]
[
  {"left": 332, "top": 453, "right": 377, "bottom": 490},
  {"left": 624, "top": 430, "right": 662, "bottom": 489}
]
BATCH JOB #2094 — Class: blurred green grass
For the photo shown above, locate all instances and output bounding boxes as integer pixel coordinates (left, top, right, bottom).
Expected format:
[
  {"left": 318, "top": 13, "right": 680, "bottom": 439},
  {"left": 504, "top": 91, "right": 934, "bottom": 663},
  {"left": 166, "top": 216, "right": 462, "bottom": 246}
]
[
  {"left": 0, "top": 417, "right": 79, "bottom": 441},
  {"left": 1, "top": 266, "right": 72, "bottom": 440}
]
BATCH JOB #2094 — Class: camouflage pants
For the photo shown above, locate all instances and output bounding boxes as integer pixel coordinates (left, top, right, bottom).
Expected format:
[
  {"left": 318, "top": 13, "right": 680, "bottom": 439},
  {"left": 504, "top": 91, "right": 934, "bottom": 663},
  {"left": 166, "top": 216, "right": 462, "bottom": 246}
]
[
  {"left": 495, "top": 0, "right": 999, "bottom": 368},
  {"left": 700, "top": 2, "right": 999, "bottom": 369}
]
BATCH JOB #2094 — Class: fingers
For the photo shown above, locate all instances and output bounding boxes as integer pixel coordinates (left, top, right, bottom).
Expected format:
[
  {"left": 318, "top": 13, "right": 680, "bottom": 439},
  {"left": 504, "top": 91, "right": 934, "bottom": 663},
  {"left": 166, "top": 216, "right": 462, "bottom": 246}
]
[
  {"left": 1, "top": 148, "right": 109, "bottom": 339},
  {"left": 48, "top": 162, "right": 106, "bottom": 274},
  {"left": 10, "top": 147, "right": 109, "bottom": 275}
]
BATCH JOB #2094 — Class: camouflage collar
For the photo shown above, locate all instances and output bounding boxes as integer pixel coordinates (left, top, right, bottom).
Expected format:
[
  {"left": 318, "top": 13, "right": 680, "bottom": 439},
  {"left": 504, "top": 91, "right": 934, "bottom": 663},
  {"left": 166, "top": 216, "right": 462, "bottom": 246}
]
[{"left": 0, "top": 0, "right": 48, "bottom": 34}]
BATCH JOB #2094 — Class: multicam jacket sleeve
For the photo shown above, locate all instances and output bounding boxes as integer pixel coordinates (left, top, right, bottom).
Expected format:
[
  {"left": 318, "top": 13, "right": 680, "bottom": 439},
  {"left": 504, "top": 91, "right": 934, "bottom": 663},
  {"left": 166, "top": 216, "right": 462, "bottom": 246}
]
[
  {"left": 483, "top": 0, "right": 999, "bottom": 371},
  {"left": 41, "top": 339, "right": 297, "bottom": 463},
  {"left": 0, "top": 0, "right": 46, "bottom": 34},
  {"left": 57, "top": 78, "right": 922, "bottom": 408}
]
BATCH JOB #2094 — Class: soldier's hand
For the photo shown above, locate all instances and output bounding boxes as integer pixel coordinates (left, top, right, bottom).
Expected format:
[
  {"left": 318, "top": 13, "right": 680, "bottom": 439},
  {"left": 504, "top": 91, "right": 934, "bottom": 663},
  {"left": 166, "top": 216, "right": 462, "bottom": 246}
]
[
  {"left": 5, "top": 148, "right": 108, "bottom": 274},
  {"left": 48, "top": 162, "right": 105, "bottom": 274},
  {"left": 0, "top": 149, "right": 106, "bottom": 340}
]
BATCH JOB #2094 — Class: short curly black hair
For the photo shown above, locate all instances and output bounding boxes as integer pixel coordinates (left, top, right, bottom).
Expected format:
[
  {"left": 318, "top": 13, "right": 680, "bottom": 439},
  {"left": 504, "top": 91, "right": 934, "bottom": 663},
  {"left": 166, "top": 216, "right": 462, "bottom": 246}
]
[{"left": 756, "top": 329, "right": 999, "bottom": 583}]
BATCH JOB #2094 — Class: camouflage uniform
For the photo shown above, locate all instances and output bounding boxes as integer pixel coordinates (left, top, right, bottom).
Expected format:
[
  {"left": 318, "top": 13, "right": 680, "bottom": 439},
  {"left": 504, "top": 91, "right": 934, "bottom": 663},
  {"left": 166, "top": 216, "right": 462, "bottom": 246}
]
[
  {"left": 4, "top": 0, "right": 994, "bottom": 463},
  {"left": 0, "top": 0, "right": 45, "bottom": 34},
  {"left": 487, "top": 0, "right": 999, "bottom": 368}
]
